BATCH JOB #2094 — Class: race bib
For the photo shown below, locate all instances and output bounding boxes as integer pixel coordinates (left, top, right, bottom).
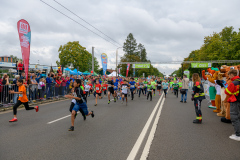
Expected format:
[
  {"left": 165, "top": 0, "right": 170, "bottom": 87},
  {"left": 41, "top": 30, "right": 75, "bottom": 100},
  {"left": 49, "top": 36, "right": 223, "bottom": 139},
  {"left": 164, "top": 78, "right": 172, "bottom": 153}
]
[
  {"left": 140, "top": 85, "right": 143, "bottom": 88},
  {"left": 103, "top": 87, "right": 106, "bottom": 89},
  {"left": 145, "top": 84, "right": 147, "bottom": 86},
  {"left": 19, "top": 94, "right": 23, "bottom": 97},
  {"left": 158, "top": 84, "right": 161, "bottom": 86},
  {"left": 131, "top": 85, "right": 134, "bottom": 88},
  {"left": 96, "top": 87, "right": 99, "bottom": 90},
  {"left": 114, "top": 86, "right": 117, "bottom": 89},
  {"left": 73, "top": 93, "right": 77, "bottom": 97}
]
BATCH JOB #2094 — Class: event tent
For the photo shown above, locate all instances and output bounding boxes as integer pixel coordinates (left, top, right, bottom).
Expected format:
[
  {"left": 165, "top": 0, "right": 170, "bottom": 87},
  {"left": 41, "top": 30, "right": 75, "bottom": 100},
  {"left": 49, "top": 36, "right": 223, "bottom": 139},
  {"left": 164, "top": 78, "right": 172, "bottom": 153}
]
[
  {"left": 83, "top": 71, "right": 90, "bottom": 75},
  {"left": 108, "top": 71, "right": 123, "bottom": 77}
]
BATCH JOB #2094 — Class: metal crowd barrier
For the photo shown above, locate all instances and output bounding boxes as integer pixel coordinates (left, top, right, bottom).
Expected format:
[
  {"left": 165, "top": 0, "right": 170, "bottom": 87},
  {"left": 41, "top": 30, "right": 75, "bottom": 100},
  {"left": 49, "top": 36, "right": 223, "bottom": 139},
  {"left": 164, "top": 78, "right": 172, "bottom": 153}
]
[{"left": 0, "top": 83, "right": 71, "bottom": 108}]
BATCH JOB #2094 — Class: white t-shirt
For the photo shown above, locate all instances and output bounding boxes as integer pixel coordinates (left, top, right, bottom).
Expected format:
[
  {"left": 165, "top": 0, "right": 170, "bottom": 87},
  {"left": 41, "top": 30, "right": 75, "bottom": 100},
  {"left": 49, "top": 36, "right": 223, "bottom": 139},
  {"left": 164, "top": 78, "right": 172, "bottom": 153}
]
[
  {"left": 214, "top": 80, "right": 221, "bottom": 95},
  {"left": 122, "top": 84, "right": 129, "bottom": 94},
  {"left": 84, "top": 85, "right": 91, "bottom": 92},
  {"left": 38, "top": 81, "right": 44, "bottom": 89}
]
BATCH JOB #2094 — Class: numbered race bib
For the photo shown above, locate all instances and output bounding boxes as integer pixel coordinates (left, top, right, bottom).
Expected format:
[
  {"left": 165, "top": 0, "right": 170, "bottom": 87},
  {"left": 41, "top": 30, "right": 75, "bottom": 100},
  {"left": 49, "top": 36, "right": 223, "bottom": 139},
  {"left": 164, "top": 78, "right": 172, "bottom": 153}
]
[
  {"left": 145, "top": 84, "right": 147, "bottom": 86},
  {"left": 114, "top": 86, "right": 117, "bottom": 89},
  {"left": 108, "top": 84, "right": 112, "bottom": 88},
  {"left": 19, "top": 94, "right": 23, "bottom": 97},
  {"left": 158, "top": 84, "right": 161, "bottom": 86},
  {"left": 96, "top": 87, "right": 99, "bottom": 90},
  {"left": 131, "top": 85, "right": 134, "bottom": 88},
  {"left": 122, "top": 87, "right": 127, "bottom": 92},
  {"left": 103, "top": 87, "right": 106, "bottom": 89},
  {"left": 140, "top": 85, "right": 143, "bottom": 88},
  {"left": 148, "top": 89, "right": 151, "bottom": 92},
  {"left": 73, "top": 92, "right": 77, "bottom": 97}
]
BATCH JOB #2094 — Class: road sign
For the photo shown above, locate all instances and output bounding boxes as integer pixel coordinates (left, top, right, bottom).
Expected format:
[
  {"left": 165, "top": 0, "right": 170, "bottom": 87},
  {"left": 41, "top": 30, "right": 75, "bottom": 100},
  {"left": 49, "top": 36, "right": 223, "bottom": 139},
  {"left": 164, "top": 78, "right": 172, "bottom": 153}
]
[
  {"left": 132, "top": 64, "right": 150, "bottom": 68},
  {"left": 191, "top": 63, "right": 212, "bottom": 68}
]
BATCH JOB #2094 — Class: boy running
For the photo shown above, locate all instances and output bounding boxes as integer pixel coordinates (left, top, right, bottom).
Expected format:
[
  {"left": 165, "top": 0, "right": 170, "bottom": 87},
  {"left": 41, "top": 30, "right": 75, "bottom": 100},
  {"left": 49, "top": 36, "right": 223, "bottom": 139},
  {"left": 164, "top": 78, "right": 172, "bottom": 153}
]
[
  {"left": 107, "top": 77, "right": 116, "bottom": 104},
  {"left": 65, "top": 79, "right": 94, "bottom": 131},
  {"left": 121, "top": 80, "right": 129, "bottom": 106},
  {"left": 9, "top": 79, "right": 39, "bottom": 122},
  {"left": 129, "top": 78, "right": 136, "bottom": 100},
  {"left": 172, "top": 80, "right": 179, "bottom": 98},
  {"left": 151, "top": 79, "right": 157, "bottom": 96},
  {"left": 162, "top": 80, "right": 169, "bottom": 98},
  {"left": 147, "top": 82, "right": 153, "bottom": 101},
  {"left": 95, "top": 80, "right": 102, "bottom": 106},
  {"left": 102, "top": 81, "right": 108, "bottom": 96},
  {"left": 156, "top": 78, "right": 162, "bottom": 95}
]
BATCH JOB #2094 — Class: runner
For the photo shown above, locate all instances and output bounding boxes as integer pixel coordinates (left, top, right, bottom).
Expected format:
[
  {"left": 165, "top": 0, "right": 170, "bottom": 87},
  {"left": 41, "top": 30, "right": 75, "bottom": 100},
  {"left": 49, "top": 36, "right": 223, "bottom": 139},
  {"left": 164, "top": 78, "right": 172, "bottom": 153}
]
[
  {"left": 94, "top": 80, "right": 102, "bottom": 106},
  {"left": 9, "top": 79, "right": 39, "bottom": 122},
  {"left": 162, "top": 80, "right": 169, "bottom": 98},
  {"left": 172, "top": 80, "right": 179, "bottom": 98},
  {"left": 129, "top": 78, "right": 136, "bottom": 100},
  {"left": 113, "top": 78, "right": 118, "bottom": 100},
  {"left": 170, "top": 80, "right": 174, "bottom": 93},
  {"left": 107, "top": 76, "right": 116, "bottom": 104},
  {"left": 121, "top": 79, "right": 129, "bottom": 106},
  {"left": 156, "top": 77, "right": 162, "bottom": 95},
  {"left": 143, "top": 78, "right": 148, "bottom": 96},
  {"left": 151, "top": 78, "right": 157, "bottom": 96},
  {"left": 102, "top": 81, "right": 108, "bottom": 97},
  {"left": 84, "top": 82, "right": 91, "bottom": 101},
  {"left": 147, "top": 81, "right": 153, "bottom": 101},
  {"left": 65, "top": 79, "right": 94, "bottom": 131},
  {"left": 138, "top": 79, "right": 144, "bottom": 97}
]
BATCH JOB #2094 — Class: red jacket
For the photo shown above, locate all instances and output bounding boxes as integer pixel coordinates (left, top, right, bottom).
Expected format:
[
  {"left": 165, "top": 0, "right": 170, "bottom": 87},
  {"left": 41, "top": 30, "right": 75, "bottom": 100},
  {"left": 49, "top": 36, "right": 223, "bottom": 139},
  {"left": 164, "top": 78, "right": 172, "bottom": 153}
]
[{"left": 225, "top": 76, "right": 240, "bottom": 102}]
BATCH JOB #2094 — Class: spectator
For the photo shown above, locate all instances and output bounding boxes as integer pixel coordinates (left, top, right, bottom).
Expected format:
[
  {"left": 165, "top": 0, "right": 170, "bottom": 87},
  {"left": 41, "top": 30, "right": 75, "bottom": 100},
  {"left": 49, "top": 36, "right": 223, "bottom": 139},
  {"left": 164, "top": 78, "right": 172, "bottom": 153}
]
[
  {"left": 180, "top": 75, "right": 189, "bottom": 103},
  {"left": 2, "top": 74, "right": 10, "bottom": 103},
  {"left": 55, "top": 76, "right": 61, "bottom": 99},
  {"left": 31, "top": 75, "right": 38, "bottom": 102},
  {"left": 38, "top": 78, "right": 45, "bottom": 100},
  {"left": 20, "top": 72, "right": 26, "bottom": 80},
  {"left": 46, "top": 73, "right": 53, "bottom": 99},
  {"left": 61, "top": 75, "right": 67, "bottom": 96},
  {"left": 17, "top": 60, "right": 23, "bottom": 75},
  {"left": 12, "top": 75, "right": 20, "bottom": 104}
]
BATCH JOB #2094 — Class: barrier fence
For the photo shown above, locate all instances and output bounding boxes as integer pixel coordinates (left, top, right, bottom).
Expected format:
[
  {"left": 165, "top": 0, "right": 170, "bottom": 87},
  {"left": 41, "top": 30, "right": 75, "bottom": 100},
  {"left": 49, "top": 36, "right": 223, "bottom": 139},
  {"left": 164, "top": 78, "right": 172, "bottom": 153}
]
[{"left": 0, "top": 83, "right": 71, "bottom": 108}]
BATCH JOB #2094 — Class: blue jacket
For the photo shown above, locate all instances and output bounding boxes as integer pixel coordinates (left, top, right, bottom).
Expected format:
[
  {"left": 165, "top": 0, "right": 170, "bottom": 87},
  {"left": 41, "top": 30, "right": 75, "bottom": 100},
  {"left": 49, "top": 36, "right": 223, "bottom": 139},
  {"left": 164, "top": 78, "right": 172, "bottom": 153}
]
[{"left": 46, "top": 77, "right": 52, "bottom": 84}]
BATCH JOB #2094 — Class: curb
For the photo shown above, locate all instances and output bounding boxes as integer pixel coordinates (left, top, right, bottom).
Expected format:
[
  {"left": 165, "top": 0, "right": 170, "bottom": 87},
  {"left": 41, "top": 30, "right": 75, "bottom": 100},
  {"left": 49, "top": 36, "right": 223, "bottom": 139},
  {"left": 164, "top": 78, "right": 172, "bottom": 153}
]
[{"left": 0, "top": 97, "right": 68, "bottom": 112}]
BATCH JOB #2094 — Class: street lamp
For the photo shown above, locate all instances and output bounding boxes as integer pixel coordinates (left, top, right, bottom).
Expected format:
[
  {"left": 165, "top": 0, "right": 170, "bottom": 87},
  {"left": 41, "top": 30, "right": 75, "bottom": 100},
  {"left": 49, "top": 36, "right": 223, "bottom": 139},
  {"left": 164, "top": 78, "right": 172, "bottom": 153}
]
[{"left": 116, "top": 47, "right": 123, "bottom": 77}]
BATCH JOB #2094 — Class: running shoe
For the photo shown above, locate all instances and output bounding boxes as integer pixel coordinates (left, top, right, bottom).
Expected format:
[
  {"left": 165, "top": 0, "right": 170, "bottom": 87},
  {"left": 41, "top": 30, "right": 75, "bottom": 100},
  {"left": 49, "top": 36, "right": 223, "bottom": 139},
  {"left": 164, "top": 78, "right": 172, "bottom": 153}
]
[
  {"left": 119, "top": 97, "right": 122, "bottom": 100},
  {"left": 114, "top": 98, "right": 116, "bottom": 102},
  {"left": 94, "top": 104, "right": 97, "bottom": 106},
  {"left": 35, "top": 106, "right": 39, "bottom": 112},
  {"left": 121, "top": 101, "right": 123, "bottom": 104},
  {"left": 9, "top": 118, "right": 18, "bottom": 122},
  {"left": 83, "top": 115, "right": 86, "bottom": 121},
  {"left": 68, "top": 126, "right": 74, "bottom": 131},
  {"left": 108, "top": 100, "right": 110, "bottom": 104},
  {"left": 229, "top": 135, "right": 240, "bottom": 141},
  {"left": 91, "top": 111, "right": 95, "bottom": 118},
  {"left": 154, "top": 94, "right": 155, "bottom": 96}
]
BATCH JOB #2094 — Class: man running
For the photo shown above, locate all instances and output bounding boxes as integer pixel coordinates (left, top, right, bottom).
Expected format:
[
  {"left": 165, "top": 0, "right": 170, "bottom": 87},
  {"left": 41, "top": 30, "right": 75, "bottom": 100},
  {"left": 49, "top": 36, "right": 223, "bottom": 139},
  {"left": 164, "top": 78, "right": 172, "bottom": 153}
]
[
  {"left": 121, "top": 79, "right": 129, "bottom": 106},
  {"left": 107, "top": 76, "right": 116, "bottom": 104},
  {"left": 9, "top": 79, "right": 39, "bottom": 122},
  {"left": 156, "top": 77, "right": 162, "bottom": 95},
  {"left": 129, "top": 78, "right": 136, "bottom": 100},
  {"left": 94, "top": 80, "right": 102, "bottom": 106}
]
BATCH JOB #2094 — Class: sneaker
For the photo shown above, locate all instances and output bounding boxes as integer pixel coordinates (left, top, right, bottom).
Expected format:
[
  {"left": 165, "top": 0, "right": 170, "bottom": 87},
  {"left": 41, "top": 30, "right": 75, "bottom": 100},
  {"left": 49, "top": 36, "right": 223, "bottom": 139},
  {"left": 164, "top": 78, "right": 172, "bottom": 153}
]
[
  {"left": 229, "top": 135, "right": 240, "bottom": 141},
  {"left": 184, "top": 101, "right": 187, "bottom": 103},
  {"left": 120, "top": 97, "right": 122, "bottom": 100},
  {"left": 83, "top": 115, "right": 86, "bottom": 121},
  {"left": 9, "top": 118, "right": 18, "bottom": 122},
  {"left": 108, "top": 100, "right": 110, "bottom": 104},
  {"left": 91, "top": 111, "right": 94, "bottom": 118},
  {"left": 154, "top": 94, "right": 155, "bottom": 96},
  {"left": 180, "top": 101, "right": 183, "bottom": 103},
  {"left": 68, "top": 126, "right": 74, "bottom": 131},
  {"left": 114, "top": 98, "right": 116, "bottom": 102},
  {"left": 35, "top": 106, "right": 39, "bottom": 112},
  {"left": 94, "top": 104, "right": 97, "bottom": 106},
  {"left": 193, "top": 119, "right": 202, "bottom": 124},
  {"left": 229, "top": 134, "right": 236, "bottom": 138},
  {"left": 121, "top": 101, "right": 123, "bottom": 104}
]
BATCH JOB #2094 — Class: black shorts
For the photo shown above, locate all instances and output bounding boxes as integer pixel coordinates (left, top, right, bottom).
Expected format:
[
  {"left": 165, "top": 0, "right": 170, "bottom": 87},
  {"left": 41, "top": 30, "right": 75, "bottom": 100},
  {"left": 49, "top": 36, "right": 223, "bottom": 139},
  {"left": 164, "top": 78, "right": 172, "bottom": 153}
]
[
  {"left": 108, "top": 88, "right": 114, "bottom": 94},
  {"left": 96, "top": 93, "right": 102, "bottom": 96},
  {"left": 157, "top": 86, "right": 162, "bottom": 90},
  {"left": 122, "top": 93, "right": 128, "bottom": 97},
  {"left": 153, "top": 89, "right": 155, "bottom": 91}
]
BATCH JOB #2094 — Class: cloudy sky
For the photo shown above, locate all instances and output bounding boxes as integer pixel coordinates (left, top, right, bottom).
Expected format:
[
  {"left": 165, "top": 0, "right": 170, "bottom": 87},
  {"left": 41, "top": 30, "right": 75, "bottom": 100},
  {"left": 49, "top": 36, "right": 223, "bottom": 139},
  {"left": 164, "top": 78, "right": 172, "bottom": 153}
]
[{"left": 0, "top": 0, "right": 240, "bottom": 75}]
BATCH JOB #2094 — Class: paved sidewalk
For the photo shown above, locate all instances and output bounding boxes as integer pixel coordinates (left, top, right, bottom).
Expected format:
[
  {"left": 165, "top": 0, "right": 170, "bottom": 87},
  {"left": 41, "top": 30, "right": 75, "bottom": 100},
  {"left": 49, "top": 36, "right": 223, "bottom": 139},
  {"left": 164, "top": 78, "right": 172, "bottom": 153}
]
[{"left": 148, "top": 91, "right": 240, "bottom": 160}]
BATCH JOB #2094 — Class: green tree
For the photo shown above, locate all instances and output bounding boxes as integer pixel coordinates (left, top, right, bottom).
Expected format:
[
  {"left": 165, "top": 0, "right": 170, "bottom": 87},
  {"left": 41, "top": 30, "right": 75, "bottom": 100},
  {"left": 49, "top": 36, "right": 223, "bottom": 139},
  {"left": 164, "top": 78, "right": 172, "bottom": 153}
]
[
  {"left": 10, "top": 55, "right": 22, "bottom": 63},
  {"left": 56, "top": 41, "right": 99, "bottom": 72},
  {"left": 123, "top": 33, "right": 138, "bottom": 56}
]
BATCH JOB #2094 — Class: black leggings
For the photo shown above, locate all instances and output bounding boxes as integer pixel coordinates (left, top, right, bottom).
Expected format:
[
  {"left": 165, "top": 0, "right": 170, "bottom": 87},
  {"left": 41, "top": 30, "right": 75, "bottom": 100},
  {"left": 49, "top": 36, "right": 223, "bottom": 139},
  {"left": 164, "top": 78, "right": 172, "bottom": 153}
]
[
  {"left": 139, "top": 88, "right": 144, "bottom": 96},
  {"left": 174, "top": 89, "right": 178, "bottom": 97},
  {"left": 13, "top": 100, "right": 34, "bottom": 115},
  {"left": 163, "top": 89, "right": 167, "bottom": 97},
  {"left": 147, "top": 92, "right": 152, "bottom": 100}
]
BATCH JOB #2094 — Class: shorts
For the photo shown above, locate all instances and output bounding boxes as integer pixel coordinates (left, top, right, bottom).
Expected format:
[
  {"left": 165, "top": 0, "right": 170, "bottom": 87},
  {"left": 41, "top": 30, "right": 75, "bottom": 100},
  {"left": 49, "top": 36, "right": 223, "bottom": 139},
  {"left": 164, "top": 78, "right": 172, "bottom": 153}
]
[
  {"left": 153, "top": 89, "right": 155, "bottom": 91},
  {"left": 96, "top": 92, "right": 102, "bottom": 96},
  {"left": 122, "top": 93, "right": 128, "bottom": 97},
  {"left": 157, "top": 86, "right": 162, "bottom": 90},
  {"left": 72, "top": 102, "right": 89, "bottom": 115},
  {"left": 108, "top": 88, "right": 114, "bottom": 94}
]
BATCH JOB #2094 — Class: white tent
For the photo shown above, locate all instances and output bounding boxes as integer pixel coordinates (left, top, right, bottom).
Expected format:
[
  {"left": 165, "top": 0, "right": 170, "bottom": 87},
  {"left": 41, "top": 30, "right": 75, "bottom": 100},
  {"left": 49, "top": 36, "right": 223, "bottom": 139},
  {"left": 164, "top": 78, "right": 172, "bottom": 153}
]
[{"left": 108, "top": 71, "right": 117, "bottom": 76}]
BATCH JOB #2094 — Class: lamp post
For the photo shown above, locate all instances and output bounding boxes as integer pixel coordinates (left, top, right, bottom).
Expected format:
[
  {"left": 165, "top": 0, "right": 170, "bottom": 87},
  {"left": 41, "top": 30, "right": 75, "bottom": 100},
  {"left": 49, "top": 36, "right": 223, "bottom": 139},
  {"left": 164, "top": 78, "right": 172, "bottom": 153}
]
[{"left": 116, "top": 47, "right": 123, "bottom": 77}]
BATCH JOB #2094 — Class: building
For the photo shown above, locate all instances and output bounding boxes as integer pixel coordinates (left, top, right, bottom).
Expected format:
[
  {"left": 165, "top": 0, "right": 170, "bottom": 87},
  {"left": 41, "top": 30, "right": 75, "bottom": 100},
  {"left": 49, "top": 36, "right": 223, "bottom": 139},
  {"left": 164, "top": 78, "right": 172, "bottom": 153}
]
[{"left": 0, "top": 55, "right": 13, "bottom": 62}]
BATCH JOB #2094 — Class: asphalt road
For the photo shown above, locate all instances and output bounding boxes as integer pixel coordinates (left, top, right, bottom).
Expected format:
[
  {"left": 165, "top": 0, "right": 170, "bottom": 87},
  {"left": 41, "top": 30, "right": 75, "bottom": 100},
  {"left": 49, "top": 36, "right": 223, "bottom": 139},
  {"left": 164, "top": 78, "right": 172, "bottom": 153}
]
[
  {"left": 1, "top": 90, "right": 240, "bottom": 160},
  {"left": 0, "top": 92, "right": 162, "bottom": 160}
]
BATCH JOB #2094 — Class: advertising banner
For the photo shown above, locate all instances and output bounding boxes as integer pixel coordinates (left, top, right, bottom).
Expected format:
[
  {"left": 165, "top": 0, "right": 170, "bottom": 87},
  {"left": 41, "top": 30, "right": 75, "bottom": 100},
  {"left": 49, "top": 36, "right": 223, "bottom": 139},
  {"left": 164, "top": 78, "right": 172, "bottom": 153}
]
[
  {"left": 191, "top": 63, "right": 212, "bottom": 68},
  {"left": 126, "top": 63, "right": 130, "bottom": 77},
  {"left": 17, "top": 19, "right": 31, "bottom": 80},
  {"left": 184, "top": 69, "right": 190, "bottom": 78},
  {"left": 132, "top": 63, "right": 150, "bottom": 68},
  {"left": 101, "top": 53, "right": 108, "bottom": 76}
]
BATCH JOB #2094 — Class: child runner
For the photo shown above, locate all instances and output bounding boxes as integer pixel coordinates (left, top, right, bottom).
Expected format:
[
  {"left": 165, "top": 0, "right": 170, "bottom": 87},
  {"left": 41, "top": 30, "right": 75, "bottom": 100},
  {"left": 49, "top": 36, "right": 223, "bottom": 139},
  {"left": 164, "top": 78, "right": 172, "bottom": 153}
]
[
  {"left": 107, "top": 77, "right": 116, "bottom": 104},
  {"left": 162, "top": 80, "right": 168, "bottom": 98},
  {"left": 147, "top": 81, "right": 153, "bottom": 101},
  {"left": 156, "top": 78, "right": 162, "bottom": 95},
  {"left": 170, "top": 80, "right": 174, "bottom": 93},
  {"left": 65, "top": 79, "right": 94, "bottom": 131},
  {"left": 9, "top": 79, "right": 39, "bottom": 122},
  {"left": 88, "top": 82, "right": 93, "bottom": 97},
  {"left": 84, "top": 82, "right": 91, "bottom": 101},
  {"left": 138, "top": 79, "right": 144, "bottom": 97},
  {"left": 102, "top": 81, "right": 108, "bottom": 97},
  {"left": 173, "top": 80, "right": 179, "bottom": 98},
  {"left": 143, "top": 79, "right": 148, "bottom": 96},
  {"left": 121, "top": 80, "right": 129, "bottom": 106},
  {"left": 151, "top": 78, "right": 157, "bottom": 96},
  {"left": 129, "top": 78, "right": 136, "bottom": 100},
  {"left": 95, "top": 80, "right": 102, "bottom": 106},
  {"left": 113, "top": 78, "right": 118, "bottom": 100}
]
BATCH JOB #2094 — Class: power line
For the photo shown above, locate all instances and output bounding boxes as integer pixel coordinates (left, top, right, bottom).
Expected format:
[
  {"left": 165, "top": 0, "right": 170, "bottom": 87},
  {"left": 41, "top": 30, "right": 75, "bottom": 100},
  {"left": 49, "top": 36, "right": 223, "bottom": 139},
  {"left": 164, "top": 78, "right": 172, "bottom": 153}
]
[
  {"left": 53, "top": 0, "right": 122, "bottom": 47},
  {"left": 118, "top": 60, "right": 240, "bottom": 64},
  {"left": 40, "top": 0, "right": 120, "bottom": 48}
]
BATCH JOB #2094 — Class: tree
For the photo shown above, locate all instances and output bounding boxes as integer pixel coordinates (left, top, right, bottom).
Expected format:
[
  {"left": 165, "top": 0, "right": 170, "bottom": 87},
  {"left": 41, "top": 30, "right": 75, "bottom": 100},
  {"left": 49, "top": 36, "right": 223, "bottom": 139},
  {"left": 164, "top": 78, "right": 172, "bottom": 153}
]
[
  {"left": 137, "top": 43, "right": 148, "bottom": 62},
  {"left": 10, "top": 55, "right": 22, "bottom": 63},
  {"left": 123, "top": 33, "right": 138, "bottom": 56},
  {"left": 56, "top": 41, "right": 99, "bottom": 72}
]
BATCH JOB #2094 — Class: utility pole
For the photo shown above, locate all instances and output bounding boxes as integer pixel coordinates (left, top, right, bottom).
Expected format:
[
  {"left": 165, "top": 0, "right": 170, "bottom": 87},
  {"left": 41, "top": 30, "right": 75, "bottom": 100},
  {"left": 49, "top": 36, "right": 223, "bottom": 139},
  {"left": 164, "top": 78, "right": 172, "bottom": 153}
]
[
  {"left": 116, "top": 47, "right": 123, "bottom": 77},
  {"left": 92, "top": 47, "right": 94, "bottom": 75}
]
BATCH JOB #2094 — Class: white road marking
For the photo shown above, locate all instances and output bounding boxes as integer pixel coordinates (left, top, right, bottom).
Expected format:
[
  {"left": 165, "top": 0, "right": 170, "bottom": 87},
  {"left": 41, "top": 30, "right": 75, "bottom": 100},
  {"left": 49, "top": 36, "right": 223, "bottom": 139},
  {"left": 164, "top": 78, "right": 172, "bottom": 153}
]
[
  {"left": 126, "top": 94, "right": 164, "bottom": 160},
  {"left": 47, "top": 114, "right": 71, "bottom": 124},
  {"left": 140, "top": 94, "right": 166, "bottom": 160}
]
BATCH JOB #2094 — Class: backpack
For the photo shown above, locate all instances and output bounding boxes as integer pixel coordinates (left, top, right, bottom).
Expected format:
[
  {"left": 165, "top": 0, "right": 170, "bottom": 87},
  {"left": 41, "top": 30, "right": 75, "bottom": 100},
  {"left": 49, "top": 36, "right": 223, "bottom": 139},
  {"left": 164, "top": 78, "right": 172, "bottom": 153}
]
[{"left": 233, "top": 79, "right": 240, "bottom": 102}]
